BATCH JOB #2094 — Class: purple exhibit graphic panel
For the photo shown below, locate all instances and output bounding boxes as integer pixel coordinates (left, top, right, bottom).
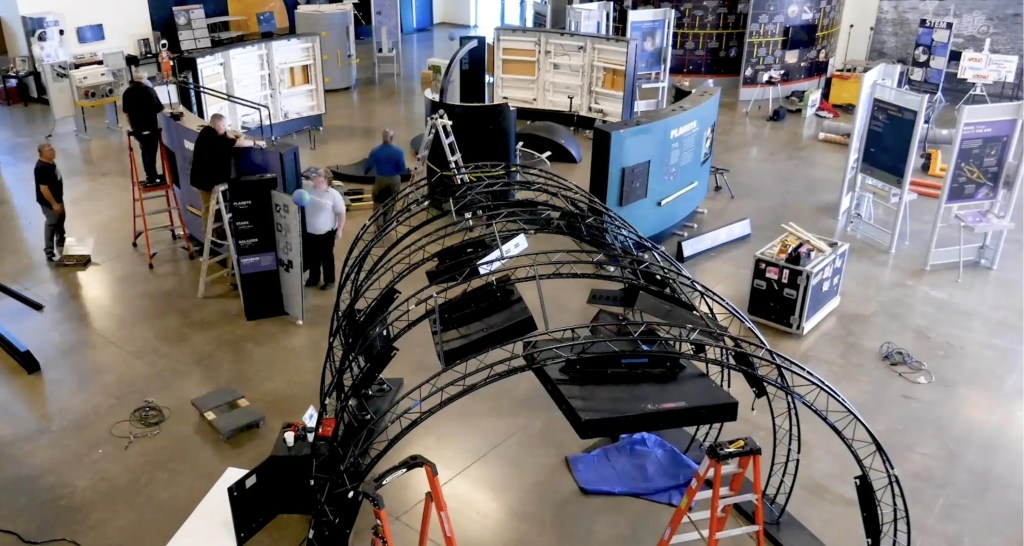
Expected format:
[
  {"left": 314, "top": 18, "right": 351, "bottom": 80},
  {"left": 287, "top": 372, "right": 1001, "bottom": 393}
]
[{"left": 945, "top": 119, "right": 1017, "bottom": 205}]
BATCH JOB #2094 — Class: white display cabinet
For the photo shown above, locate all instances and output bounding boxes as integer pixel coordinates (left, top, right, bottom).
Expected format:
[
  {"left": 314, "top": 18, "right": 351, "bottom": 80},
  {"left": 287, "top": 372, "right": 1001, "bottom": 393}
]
[
  {"left": 270, "top": 37, "right": 326, "bottom": 122},
  {"left": 177, "top": 34, "right": 327, "bottom": 137},
  {"left": 494, "top": 27, "right": 637, "bottom": 123}
]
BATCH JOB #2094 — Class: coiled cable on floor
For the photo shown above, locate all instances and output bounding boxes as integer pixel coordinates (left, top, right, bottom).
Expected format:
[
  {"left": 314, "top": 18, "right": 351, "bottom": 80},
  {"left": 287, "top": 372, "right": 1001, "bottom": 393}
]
[
  {"left": 109, "top": 399, "right": 171, "bottom": 449},
  {"left": 0, "top": 528, "right": 82, "bottom": 545},
  {"left": 879, "top": 342, "right": 934, "bottom": 384}
]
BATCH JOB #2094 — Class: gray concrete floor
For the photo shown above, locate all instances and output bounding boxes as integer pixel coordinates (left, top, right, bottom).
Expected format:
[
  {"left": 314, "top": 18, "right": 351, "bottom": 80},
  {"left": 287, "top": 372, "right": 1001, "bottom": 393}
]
[{"left": 1, "top": 26, "right": 1021, "bottom": 546}]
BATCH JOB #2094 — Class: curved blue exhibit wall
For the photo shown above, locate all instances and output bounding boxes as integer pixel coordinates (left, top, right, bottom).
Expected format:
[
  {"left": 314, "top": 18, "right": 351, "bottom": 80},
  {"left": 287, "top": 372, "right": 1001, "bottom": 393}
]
[{"left": 589, "top": 88, "right": 722, "bottom": 240}]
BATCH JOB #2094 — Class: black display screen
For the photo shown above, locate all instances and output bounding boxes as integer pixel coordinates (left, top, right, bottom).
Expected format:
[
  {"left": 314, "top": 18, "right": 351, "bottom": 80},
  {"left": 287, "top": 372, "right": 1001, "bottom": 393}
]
[
  {"left": 786, "top": 24, "right": 818, "bottom": 50},
  {"left": 859, "top": 99, "right": 918, "bottom": 188}
]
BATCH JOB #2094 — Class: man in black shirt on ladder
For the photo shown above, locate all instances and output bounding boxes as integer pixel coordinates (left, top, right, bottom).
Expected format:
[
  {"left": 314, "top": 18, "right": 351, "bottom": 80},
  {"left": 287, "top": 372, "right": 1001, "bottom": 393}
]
[
  {"left": 122, "top": 69, "right": 166, "bottom": 186},
  {"left": 34, "top": 143, "right": 65, "bottom": 262}
]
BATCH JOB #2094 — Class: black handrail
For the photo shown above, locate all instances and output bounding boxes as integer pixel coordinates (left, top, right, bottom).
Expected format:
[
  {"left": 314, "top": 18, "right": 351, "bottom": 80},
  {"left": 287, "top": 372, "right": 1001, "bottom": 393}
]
[{"left": 176, "top": 78, "right": 276, "bottom": 140}]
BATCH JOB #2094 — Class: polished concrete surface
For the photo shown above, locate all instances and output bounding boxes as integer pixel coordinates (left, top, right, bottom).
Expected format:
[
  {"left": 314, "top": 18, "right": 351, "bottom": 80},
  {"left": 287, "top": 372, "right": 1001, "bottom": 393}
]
[{"left": 0, "top": 27, "right": 1021, "bottom": 546}]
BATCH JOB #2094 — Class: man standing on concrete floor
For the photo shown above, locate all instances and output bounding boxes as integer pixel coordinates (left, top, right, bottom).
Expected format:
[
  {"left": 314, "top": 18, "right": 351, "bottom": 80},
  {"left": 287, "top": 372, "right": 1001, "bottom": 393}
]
[
  {"left": 364, "top": 128, "right": 407, "bottom": 228},
  {"left": 34, "top": 143, "right": 65, "bottom": 262},
  {"left": 122, "top": 68, "right": 166, "bottom": 186}
]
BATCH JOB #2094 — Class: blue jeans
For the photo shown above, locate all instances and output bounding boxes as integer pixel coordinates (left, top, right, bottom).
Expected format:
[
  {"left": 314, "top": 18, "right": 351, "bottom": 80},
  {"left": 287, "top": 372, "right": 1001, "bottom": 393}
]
[{"left": 41, "top": 205, "right": 66, "bottom": 257}]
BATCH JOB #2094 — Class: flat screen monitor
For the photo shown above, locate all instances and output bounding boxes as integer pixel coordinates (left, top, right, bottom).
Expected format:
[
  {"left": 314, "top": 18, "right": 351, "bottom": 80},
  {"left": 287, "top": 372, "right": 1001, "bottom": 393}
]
[
  {"left": 859, "top": 98, "right": 918, "bottom": 188},
  {"left": 256, "top": 11, "right": 277, "bottom": 34},
  {"left": 786, "top": 24, "right": 817, "bottom": 50},
  {"left": 77, "top": 24, "right": 105, "bottom": 44}
]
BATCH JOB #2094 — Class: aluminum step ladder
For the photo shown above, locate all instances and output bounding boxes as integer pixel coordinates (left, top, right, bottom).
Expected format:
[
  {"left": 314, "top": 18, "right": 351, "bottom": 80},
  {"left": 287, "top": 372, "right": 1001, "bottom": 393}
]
[
  {"left": 656, "top": 437, "right": 765, "bottom": 546},
  {"left": 129, "top": 130, "right": 194, "bottom": 269},
  {"left": 417, "top": 110, "right": 470, "bottom": 186},
  {"left": 196, "top": 184, "right": 239, "bottom": 299}
]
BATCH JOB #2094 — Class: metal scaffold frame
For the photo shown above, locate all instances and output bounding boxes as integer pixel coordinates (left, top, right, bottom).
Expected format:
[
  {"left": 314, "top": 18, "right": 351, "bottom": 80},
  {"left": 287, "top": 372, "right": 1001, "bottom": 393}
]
[{"left": 306, "top": 164, "right": 908, "bottom": 546}]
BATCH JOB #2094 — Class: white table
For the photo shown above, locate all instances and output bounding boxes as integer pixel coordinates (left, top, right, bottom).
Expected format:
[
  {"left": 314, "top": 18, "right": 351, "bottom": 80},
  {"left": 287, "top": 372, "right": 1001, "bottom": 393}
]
[{"left": 167, "top": 467, "right": 248, "bottom": 546}]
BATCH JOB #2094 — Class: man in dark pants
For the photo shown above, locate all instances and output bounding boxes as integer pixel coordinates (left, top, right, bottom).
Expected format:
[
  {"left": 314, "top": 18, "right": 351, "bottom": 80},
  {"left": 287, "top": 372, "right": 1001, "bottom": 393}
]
[
  {"left": 122, "top": 69, "right": 166, "bottom": 186},
  {"left": 34, "top": 143, "right": 65, "bottom": 262},
  {"left": 364, "top": 129, "right": 408, "bottom": 230}
]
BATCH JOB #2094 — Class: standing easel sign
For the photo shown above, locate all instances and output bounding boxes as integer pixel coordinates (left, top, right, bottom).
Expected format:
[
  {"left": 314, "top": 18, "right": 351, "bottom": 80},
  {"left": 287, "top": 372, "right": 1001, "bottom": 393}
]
[{"left": 906, "top": 18, "right": 954, "bottom": 96}]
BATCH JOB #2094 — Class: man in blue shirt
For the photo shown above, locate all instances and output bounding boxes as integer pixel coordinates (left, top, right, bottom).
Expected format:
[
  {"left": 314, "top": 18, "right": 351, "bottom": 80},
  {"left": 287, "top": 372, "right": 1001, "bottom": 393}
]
[{"left": 364, "top": 129, "right": 407, "bottom": 227}]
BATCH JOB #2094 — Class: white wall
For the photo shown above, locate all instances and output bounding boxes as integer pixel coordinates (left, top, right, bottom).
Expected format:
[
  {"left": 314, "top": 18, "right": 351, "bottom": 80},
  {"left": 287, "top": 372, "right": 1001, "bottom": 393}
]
[
  {"left": 433, "top": 0, "right": 475, "bottom": 27},
  {"left": 0, "top": 0, "right": 27, "bottom": 56},
  {"left": 17, "top": 0, "right": 153, "bottom": 57},
  {"left": 837, "top": 0, "right": 880, "bottom": 64}
]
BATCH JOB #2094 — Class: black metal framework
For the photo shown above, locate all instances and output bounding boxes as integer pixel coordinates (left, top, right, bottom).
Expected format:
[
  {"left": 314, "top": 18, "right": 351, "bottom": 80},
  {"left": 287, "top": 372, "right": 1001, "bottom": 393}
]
[{"left": 310, "top": 165, "right": 908, "bottom": 545}]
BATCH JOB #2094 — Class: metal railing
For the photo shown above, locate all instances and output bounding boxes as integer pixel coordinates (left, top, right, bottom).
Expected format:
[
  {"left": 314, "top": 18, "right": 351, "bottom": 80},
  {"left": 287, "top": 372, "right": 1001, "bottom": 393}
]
[{"left": 175, "top": 77, "right": 276, "bottom": 141}]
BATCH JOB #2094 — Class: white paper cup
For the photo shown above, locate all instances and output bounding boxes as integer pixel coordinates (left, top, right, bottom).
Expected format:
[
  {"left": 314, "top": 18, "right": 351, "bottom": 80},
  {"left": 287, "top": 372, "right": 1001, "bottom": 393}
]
[
  {"left": 283, "top": 430, "right": 295, "bottom": 447},
  {"left": 307, "top": 431, "right": 315, "bottom": 442}
]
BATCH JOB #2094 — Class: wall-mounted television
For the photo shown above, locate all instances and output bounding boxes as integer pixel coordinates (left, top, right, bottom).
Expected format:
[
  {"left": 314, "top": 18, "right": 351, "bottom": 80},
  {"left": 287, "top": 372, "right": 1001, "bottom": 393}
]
[
  {"left": 76, "top": 24, "right": 105, "bottom": 44},
  {"left": 786, "top": 23, "right": 817, "bottom": 50}
]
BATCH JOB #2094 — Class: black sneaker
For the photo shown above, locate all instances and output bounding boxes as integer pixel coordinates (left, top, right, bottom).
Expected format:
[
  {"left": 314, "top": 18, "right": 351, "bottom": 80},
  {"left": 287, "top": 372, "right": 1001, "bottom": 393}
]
[
  {"left": 45, "top": 254, "right": 57, "bottom": 264},
  {"left": 305, "top": 278, "right": 319, "bottom": 288},
  {"left": 320, "top": 282, "right": 334, "bottom": 291}
]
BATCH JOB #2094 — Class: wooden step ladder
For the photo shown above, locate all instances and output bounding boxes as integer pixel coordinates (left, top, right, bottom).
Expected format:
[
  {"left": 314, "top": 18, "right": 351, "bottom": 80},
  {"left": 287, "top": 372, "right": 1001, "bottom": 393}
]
[
  {"left": 129, "top": 130, "right": 194, "bottom": 269},
  {"left": 196, "top": 184, "right": 239, "bottom": 300},
  {"left": 657, "top": 437, "right": 765, "bottom": 546}
]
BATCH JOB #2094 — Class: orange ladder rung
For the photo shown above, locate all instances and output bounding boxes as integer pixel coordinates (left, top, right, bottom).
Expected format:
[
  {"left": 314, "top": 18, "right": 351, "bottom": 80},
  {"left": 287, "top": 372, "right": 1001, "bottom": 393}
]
[{"left": 129, "top": 130, "right": 195, "bottom": 269}]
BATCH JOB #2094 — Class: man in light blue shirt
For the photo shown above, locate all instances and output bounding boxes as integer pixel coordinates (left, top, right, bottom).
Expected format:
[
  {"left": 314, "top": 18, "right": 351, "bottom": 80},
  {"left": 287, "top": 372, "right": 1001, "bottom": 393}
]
[{"left": 364, "top": 129, "right": 408, "bottom": 227}]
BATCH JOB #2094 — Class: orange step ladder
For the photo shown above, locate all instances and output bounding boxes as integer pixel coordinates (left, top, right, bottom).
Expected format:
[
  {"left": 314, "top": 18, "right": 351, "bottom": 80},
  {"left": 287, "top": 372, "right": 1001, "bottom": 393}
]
[
  {"left": 657, "top": 437, "right": 765, "bottom": 546},
  {"left": 129, "top": 130, "right": 194, "bottom": 269},
  {"left": 359, "top": 454, "right": 458, "bottom": 546}
]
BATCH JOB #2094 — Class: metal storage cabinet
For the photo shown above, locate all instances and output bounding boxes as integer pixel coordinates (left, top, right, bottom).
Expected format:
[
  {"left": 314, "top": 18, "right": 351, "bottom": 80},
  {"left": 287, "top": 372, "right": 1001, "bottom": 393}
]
[
  {"left": 746, "top": 233, "right": 849, "bottom": 335},
  {"left": 295, "top": 6, "right": 357, "bottom": 91}
]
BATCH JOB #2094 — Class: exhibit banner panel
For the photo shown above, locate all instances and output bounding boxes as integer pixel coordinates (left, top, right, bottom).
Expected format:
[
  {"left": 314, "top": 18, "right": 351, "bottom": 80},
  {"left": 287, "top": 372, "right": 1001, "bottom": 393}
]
[
  {"left": 272, "top": 190, "right": 304, "bottom": 325},
  {"left": 835, "top": 63, "right": 902, "bottom": 224},
  {"left": 844, "top": 84, "right": 928, "bottom": 253},
  {"left": 924, "top": 101, "right": 1023, "bottom": 273},
  {"left": 906, "top": 18, "right": 954, "bottom": 96},
  {"left": 229, "top": 176, "right": 286, "bottom": 321},
  {"left": 626, "top": 8, "right": 674, "bottom": 112}
]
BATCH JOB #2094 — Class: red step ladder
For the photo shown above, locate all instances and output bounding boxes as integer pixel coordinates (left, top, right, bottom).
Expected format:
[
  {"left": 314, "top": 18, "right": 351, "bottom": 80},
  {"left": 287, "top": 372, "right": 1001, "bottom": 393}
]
[
  {"left": 129, "top": 131, "right": 194, "bottom": 269},
  {"left": 359, "top": 454, "right": 458, "bottom": 546},
  {"left": 657, "top": 437, "right": 765, "bottom": 546}
]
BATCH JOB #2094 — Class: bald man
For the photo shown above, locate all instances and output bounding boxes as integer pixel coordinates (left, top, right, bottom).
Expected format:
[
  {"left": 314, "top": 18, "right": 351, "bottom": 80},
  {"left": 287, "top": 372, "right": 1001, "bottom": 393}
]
[
  {"left": 34, "top": 143, "right": 65, "bottom": 262},
  {"left": 364, "top": 129, "right": 407, "bottom": 226}
]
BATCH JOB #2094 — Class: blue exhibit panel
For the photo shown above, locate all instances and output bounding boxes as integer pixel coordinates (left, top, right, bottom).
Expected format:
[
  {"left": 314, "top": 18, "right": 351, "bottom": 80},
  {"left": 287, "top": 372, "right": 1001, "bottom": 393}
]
[{"left": 590, "top": 88, "right": 721, "bottom": 239}]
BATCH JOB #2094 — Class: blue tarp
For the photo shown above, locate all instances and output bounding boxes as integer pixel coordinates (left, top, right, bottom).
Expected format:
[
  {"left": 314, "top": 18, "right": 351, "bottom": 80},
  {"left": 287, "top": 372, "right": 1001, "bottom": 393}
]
[{"left": 566, "top": 432, "right": 702, "bottom": 506}]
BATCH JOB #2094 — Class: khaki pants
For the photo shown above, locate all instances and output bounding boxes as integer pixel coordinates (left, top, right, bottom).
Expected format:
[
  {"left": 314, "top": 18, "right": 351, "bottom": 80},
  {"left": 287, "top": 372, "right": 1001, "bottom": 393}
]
[{"left": 199, "top": 190, "right": 213, "bottom": 233}]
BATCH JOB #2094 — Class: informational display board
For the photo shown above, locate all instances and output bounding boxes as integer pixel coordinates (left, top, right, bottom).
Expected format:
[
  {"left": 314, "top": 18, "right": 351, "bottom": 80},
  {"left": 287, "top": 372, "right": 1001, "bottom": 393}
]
[
  {"left": 924, "top": 101, "right": 1023, "bottom": 272},
  {"left": 631, "top": 18, "right": 668, "bottom": 74},
  {"left": 739, "top": 0, "right": 842, "bottom": 91},
  {"left": 271, "top": 190, "right": 304, "bottom": 324},
  {"left": 626, "top": 8, "right": 674, "bottom": 113},
  {"left": 229, "top": 176, "right": 285, "bottom": 321},
  {"left": 944, "top": 119, "right": 1017, "bottom": 204},
  {"left": 988, "top": 54, "right": 1020, "bottom": 83},
  {"left": 670, "top": 1, "right": 747, "bottom": 76},
  {"left": 842, "top": 84, "right": 928, "bottom": 253},
  {"left": 906, "top": 18, "right": 954, "bottom": 94},
  {"left": 859, "top": 98, "right": 919, "bottom": 188},
  {"left": 835, "top": 64, "right": 903, "bottom": 225}
]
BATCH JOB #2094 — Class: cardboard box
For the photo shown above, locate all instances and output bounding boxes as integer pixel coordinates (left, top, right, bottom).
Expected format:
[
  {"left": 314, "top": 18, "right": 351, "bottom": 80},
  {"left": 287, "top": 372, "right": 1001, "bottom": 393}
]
[
  {"left": 421, "top": 69, "right": 433, "bottom": 91},
  {"left": 503, "top": 59, "right": 536, "bottom": 78}
]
